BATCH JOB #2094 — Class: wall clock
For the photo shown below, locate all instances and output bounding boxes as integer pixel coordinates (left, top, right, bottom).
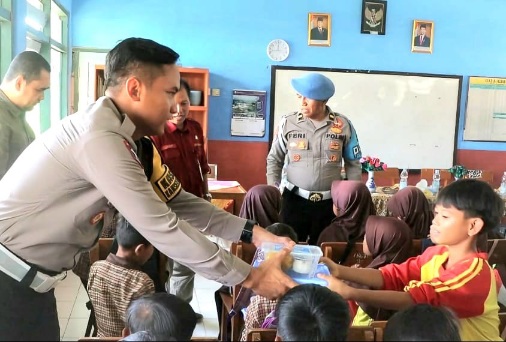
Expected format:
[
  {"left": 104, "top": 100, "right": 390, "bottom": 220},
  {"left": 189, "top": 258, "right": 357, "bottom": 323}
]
[{"left": 267, "top": 39, "right": 290, "bottom": 62}]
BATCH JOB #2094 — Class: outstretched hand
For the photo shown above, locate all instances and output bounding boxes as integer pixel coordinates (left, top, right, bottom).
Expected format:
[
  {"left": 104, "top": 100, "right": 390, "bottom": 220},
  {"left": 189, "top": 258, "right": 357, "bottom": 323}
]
[
  {"left": 252, "top": 225, "right": 296, "bottom": 249},
  {"left": 319, "top": 256, "right": 343, "bottom": 278},
  {"left": 242, "top": 246, "right": 298, "bottom": 300},
  {"left": 317, "top": 273, "right": 352, "bottom": 300}
]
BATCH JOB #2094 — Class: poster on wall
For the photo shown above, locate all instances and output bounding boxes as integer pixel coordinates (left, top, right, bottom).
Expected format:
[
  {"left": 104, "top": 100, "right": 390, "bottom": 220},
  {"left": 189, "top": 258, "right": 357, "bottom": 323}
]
[
  {"left": 231, "top": 89, "right": 266, "bottom": 137},
  {"left": 464, "top": 76, "right": 506, "bottom": 142}
]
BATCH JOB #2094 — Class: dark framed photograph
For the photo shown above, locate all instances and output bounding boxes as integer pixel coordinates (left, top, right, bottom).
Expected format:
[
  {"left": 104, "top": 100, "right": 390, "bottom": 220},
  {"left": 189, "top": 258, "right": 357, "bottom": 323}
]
[
  {"left": 360, "top": 0, "right": 387, "bottom": 35},
  {"left": 411, "top": 20, "right": 434, "bottom": 53},
  {"left": 308, "top": 13, "right": 331, "bottom": 46}
]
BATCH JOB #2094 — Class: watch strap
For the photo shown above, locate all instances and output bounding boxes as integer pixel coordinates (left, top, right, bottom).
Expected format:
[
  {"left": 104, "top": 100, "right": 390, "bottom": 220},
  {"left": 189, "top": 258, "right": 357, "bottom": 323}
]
[{"left": 240, "top": 220, "right": 256, "bottom": 244}]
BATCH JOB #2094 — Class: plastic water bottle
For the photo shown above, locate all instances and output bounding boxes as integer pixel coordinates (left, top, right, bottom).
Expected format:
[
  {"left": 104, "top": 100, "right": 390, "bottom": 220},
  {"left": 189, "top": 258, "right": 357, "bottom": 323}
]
[
  {"left": 432, "top": 169, "right": 441, "bottom": 194},
  {"left": 399, "top": 169, "right": 409, "bottom": 190},
  {"left": 499, "top": 171, "right": 506, "bottom": 199}
]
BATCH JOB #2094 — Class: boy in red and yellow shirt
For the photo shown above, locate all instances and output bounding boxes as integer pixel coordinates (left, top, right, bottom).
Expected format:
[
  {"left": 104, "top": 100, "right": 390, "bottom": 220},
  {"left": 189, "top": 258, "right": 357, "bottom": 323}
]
[{"left": 319, "top": 179, "right": 504, "bottom": 341}]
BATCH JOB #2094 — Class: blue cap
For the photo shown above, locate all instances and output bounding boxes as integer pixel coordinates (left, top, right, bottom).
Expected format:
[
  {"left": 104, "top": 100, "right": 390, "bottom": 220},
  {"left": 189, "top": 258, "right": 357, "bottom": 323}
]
[{"left": 291, "top": 73, "right": 335, "bottom": 100}]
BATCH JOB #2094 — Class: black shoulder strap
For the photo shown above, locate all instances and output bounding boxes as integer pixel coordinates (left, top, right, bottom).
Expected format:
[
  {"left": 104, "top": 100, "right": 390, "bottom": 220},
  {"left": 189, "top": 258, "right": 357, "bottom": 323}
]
[{"left": 135, "top": 137, "right": 154, "bottom": 180}]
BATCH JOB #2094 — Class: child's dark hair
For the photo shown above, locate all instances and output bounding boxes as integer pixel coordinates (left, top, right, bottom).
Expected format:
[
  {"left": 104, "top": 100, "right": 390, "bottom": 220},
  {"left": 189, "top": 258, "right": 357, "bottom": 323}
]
[
  {"left": 275, "top": 284, "right": 350, "bottom": 341},
  {"left": 116, "top": 214, "right": 151, "bottom": 249},
  {"left": 436, "top": 179, "right": 503, "bottom": 234},
  {"left": 384, "top": 304, "right": 461, "bottom": 341},
  {"left": 265, "top": 223, "right": 299, "bottom": 243}
]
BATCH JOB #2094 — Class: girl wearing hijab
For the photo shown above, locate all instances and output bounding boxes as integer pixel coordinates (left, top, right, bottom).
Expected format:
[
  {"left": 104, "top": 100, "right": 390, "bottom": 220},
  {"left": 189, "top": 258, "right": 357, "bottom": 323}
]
[
  {"left": 386, "top": 186, "right": 433, "bottom": 239},
  {"left": 352, "top": 216, "right": 413, "bottom": 326},
  {"left": 239, "top": 184, "right": 282, "bottom": 228},
  {"left": 317, "top": 181, "right": 376, "bottom": 248}
]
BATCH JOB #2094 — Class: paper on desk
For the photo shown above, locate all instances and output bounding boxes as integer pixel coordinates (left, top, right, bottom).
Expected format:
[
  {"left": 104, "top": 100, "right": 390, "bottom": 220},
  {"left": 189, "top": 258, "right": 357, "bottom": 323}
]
[{"left": 208, "top": 180, "right": 240, "bottom": 191}]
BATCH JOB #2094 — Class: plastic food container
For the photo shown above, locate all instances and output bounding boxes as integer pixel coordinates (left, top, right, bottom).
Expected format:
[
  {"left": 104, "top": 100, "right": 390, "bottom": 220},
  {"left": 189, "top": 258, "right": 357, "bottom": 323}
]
[{"left": 256, "top": 242, "right": 323, "bottom": 279}]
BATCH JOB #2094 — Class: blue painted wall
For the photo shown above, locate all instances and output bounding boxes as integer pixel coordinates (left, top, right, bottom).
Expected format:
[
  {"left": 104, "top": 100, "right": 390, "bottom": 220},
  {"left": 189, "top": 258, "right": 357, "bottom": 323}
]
[{"left": 71, "top": 0, "right": 505, "bottom": 152}]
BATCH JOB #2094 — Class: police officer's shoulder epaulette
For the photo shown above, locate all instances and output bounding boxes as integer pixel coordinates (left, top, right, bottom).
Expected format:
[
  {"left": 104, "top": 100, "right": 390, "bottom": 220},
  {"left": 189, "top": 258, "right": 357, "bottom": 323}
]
[
  {"left": 332, "top": 112, "right": 352, "bottom": 123},
  {"left": 282, "top": 111, "right": 299, "bottom": 119}
]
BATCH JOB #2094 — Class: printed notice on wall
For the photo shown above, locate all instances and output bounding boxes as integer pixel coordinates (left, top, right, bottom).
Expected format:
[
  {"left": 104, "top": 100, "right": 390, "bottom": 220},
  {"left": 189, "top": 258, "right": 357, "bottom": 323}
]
[
  {"left": 464, "top": 76, "right": 506, "bottom": 142},
  {"left": 231, "top": 89, "right": 266, "bottom": 137}
]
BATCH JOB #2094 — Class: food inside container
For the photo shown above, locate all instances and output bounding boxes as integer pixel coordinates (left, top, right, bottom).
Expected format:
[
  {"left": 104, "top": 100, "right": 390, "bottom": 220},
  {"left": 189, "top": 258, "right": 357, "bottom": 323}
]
[{"left": 256, "top": 242, "right": 323, "bottom": 279}]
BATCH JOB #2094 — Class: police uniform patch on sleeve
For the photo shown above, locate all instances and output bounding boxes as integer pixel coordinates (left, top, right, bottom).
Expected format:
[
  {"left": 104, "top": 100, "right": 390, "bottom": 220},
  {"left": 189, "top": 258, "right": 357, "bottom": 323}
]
[
  {"left": 353, "top": 145, "right": 362, "bottom": 159},
  {"left": 152, "top": 164, "right": 182, "bottom": 203},
  {"left": 123, "top": 140, "right": 143, "bottom": 168}
]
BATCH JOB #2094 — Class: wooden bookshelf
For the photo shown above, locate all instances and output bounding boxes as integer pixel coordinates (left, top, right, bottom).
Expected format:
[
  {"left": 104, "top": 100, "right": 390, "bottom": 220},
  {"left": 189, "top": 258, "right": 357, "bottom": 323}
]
[
  {"left": 93, "top": 65, "right": 209, "bottom": 141},
  {"left": 94, "top": 64, "right": 105, "bottom": 100},
  {"left": 179, "top": 67, "right": 209, "bottom": 140}
]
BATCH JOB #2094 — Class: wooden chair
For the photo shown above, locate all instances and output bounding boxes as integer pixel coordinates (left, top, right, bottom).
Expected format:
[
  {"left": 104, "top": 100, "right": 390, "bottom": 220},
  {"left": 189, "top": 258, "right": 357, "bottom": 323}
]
[
  {"left": 85, "top": 238, "right": 115, "bottom": 337},
  {"left": 246, "top": 328, "right": 277, "bottom": 341},
  {"left": 410, "top": 239, "right": 423, "bottom": 258},
  {"left": 321, "top": 241, "right": 373, "bottom": 268},
  {"left": 246, "top": 327, "right": 379, "bottom": 341},
  {"left": 465, "top": 169, "right": 494, "bottom": 184},
  {"left": 347, "top": 326, "right": 378, "bottom": 341},
  {"left": 420, "top": 168, "right": 453, "bottom": 187},
  {"left": 219, "top": 241, "right": 258, "bottom": 342},
  {"left": 78, "top": 336, "right": 218, "bottom": 342},
  {"left": 372, "top": 167, "right": 399, "bottom": 187},
  {"left": 78, "top": 337, "right": 121, "bottom": 342}
]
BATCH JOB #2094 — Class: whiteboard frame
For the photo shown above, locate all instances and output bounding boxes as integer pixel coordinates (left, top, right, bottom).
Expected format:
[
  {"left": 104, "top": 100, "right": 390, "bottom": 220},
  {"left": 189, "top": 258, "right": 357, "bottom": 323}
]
[{"left": 269, "top": 65, "right": 462, "bottom": 170}]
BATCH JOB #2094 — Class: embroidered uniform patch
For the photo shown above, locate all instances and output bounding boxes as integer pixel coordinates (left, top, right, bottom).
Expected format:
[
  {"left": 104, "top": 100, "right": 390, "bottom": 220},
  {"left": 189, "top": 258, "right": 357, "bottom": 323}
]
[
  {"left": 90, "top": 211, "right": 105, "bottom": 225},
  {"left": 152, "top": 164, "right": 182, "bottom": 203}
]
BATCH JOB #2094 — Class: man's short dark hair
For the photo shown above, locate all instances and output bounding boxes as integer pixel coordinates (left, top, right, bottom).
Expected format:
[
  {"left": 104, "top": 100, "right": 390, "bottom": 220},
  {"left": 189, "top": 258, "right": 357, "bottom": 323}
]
[
  {"left": 384, "top": 304, "right": 461, "bottom": 341},
  {"left": 436, "top": 179, "right": 503, "bottom": 234},
  {"left": 275, "top": 284, "right": 350, "bottom": 341},
  {"left": 105, "top": 37, "right": 180, "bottom": 90},
  {"left": 125, "top": 292, "right": 197, "bottom": 341},
  {"left": 317, "top": 17, "right": 324, "bottom": 22},
  {"left": 420, "top": 23, "right": 427, "bottom": 29},
  {"left": 3, "top": 51, "right": 50, "bottom": 83},
  {"left": 115, "top": 214, "right": 151, "bottom": 249}
]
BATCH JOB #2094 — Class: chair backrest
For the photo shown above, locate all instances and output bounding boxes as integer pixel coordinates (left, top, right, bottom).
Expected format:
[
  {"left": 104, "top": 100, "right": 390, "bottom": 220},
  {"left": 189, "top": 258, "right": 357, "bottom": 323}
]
[
  {"left": 499, "top": 312, "right": 506, "bottom": 341},
  {"left": 420, "top": 168, "right": 453, "bottom": 187},
  {"left": 410, "top": 239, "right": 423, "bottom": 258},
  {"left": 487, "top": 239, "right": 506, "bottom": 266},
  {"left": 246, "top": 326, "right": 378, "bottom": 341},
  {"left": 466, "top": 169, "right": 494, "bottom": 184},
  {"left": 246, "top": 328, "right": 277, "bottom": 341},
  {"left": 89, "top": 238, "right": 115, "bottom": 266},
  {"left": 321, "top": 242, "right": 372, "bottom": 268},
  {"left": 77, "top": 337, "right": 121, "bottom": 342},
  {"left": 372, "top": 168, "right": 399, "bottom": 187},
  {"left": 347, "top": 326, "right": 377, "bottom": 341}
]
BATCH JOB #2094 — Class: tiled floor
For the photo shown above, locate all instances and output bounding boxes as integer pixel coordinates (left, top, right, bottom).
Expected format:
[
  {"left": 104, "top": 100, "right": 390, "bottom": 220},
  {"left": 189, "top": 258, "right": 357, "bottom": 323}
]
[{"left": 55, "top": 270, "right": 223, "bottom": 340}]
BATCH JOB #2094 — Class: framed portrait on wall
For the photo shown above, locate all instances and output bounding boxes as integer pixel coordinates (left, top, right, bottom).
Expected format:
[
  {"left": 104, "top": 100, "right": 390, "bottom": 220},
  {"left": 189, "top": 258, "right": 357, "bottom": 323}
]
[
  {"left": 360, "top": 0, "right": 387, "bottom": 35},
  {"left": 308, "top": 13, "right": 331, "bottom": 46},
  {"left": 411, "top": 20, "right": 434, "bottom": 53}
]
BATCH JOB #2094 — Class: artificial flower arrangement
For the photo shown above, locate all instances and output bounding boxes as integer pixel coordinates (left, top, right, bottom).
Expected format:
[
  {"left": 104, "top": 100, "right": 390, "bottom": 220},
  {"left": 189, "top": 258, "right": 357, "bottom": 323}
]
[
  {"left": 448, "top": 164, "right": 467, "bottom": 179},
  {"left": 360, "top": 156, "right": 388, "bottom": 171}
]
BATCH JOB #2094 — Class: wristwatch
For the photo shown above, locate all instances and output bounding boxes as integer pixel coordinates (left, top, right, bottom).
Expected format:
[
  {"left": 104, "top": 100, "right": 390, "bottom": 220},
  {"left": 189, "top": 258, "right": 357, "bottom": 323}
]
[
  {"left": 240, "top": 220, "right": 256, "bottom": 244},
  {"left": 204, "top": 193, "right": 212, "bottom": 200}
]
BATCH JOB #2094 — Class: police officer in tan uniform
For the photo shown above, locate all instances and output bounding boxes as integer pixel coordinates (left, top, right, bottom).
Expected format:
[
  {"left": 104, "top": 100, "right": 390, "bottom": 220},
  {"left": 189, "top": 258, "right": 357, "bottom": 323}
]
[
  {"left": 267, "top": 73, "right": 363, "bottom": 244},
  {"left": 0, "top": 38, "right": 295, "bottom": 341}
]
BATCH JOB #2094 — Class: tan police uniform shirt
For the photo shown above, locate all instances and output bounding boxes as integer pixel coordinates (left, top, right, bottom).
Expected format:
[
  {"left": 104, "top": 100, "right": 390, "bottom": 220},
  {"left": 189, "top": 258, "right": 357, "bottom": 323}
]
[
  {"left": 266, "top": 108, "right": 362, "bottom": 191},
  {"left": 0, "top": 89, "right": 35, "bottom": 179},
  {"left": 0, "top": 97, "right": 251, "bottom": 286}
]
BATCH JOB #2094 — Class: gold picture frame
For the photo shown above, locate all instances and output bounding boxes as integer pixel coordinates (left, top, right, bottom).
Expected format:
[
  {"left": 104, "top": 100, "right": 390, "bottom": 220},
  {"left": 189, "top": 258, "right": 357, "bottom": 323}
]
[
  {"left": 411, "top": 20, "right": 434, "bottom": 54},
  {"left": 308, "top": 13, "right": 331, "bottom": 47}
]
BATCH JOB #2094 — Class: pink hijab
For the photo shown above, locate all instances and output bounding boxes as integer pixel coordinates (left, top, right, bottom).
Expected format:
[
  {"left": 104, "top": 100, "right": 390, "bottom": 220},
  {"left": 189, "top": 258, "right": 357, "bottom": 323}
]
[
  {"left": 317, "top": 181, "right": 376, "bottom": 245},
  {"left": 386, "top": 186, "right": 434, "bottom": 239}
]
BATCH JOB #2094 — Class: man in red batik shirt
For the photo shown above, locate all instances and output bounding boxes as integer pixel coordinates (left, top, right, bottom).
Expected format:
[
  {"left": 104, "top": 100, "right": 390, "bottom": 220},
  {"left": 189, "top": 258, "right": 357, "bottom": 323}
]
[{"left": 151, "top": 78, "right": 211, "bottom": 321}]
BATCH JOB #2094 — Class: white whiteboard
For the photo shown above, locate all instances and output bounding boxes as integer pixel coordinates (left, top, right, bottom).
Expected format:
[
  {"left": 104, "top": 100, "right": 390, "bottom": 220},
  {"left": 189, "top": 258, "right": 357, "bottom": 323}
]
[{"left": 270, "top": 66, "right": 461, "bottom": 169}]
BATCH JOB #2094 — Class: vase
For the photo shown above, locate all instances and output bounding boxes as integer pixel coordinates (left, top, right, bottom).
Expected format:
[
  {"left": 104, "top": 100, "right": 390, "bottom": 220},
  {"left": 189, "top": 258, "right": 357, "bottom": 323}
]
[{"left": 366, "top": 170, "right": 376, "bottom": 193}]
